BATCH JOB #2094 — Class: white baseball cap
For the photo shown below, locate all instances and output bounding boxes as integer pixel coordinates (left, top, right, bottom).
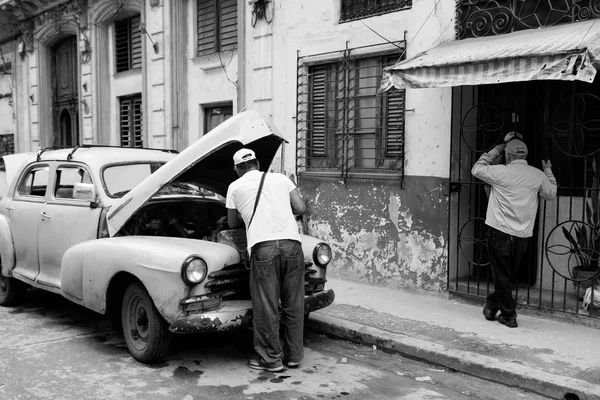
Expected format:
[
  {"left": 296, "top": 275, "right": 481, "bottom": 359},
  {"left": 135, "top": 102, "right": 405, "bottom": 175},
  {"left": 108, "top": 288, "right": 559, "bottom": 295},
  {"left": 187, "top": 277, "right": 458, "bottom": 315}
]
[
  {"left": 505, "top": 139, "right": 528, "bottom": 156},
  {"left": 233, "top": 148, "right": 257, "bottom": 166}
]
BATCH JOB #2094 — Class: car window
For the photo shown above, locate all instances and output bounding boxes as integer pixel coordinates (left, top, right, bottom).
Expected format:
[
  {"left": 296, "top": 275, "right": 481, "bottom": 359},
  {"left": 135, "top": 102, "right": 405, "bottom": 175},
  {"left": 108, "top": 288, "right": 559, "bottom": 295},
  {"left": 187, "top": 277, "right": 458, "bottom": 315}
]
[
  {"left": 17, "top": 166, "right": 49, "bottom": 197},
  {"left": 103, "top": 162, "right": 164, "bottom": 197},
  {"left": 54, "top": 167, "right": 93, "bottom": 199}
]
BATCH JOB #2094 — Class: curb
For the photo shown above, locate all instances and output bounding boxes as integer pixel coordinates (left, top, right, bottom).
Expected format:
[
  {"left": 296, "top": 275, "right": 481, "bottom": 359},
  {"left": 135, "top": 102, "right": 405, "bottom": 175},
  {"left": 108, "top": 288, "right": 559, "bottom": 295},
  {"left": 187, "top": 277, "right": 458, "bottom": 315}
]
[{"left": 308, "top": 313, "right": 600, "bottom": 400}]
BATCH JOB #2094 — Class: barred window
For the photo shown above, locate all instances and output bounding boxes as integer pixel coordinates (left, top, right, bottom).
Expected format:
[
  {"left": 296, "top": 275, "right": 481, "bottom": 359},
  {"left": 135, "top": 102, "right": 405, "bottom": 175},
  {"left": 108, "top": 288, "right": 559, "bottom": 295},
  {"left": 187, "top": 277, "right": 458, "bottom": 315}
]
[
  {"left": 340, "top": 0, "right": 412, "bottom": 22},
  {"left": 115, "top": 15, "right": 142, "bottom": 73},
  {"left": 197, "top": 0, "right": 238, "bottom": 56},
  {"left": 297, "top": 50, "right": 405, "bottom": 179},
  {"left": 120, "top": 95, "right": 143, "bottom": 148}
]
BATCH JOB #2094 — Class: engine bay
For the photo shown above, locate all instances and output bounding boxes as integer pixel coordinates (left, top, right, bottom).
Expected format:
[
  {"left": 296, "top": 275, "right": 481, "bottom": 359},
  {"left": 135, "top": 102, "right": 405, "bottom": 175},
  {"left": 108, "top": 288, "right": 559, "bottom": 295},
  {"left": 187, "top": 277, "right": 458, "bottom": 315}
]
[{"left": 121, "top": 198, "right": 229, "bottom": 241}]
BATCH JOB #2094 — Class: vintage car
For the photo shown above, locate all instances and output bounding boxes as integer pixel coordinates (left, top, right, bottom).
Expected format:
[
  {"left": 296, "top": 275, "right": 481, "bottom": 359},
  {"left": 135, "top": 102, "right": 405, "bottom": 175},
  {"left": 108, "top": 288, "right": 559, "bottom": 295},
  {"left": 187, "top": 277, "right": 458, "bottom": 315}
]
[{"left": 0, "top": 110, "right": 335, "bottom": 363}]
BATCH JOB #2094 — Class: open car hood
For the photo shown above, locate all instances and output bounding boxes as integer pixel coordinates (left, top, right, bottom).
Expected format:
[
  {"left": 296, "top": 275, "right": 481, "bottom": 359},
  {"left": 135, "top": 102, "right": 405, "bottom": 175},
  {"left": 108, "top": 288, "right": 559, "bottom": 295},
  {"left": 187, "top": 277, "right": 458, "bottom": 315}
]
[{"left": 106, "top": 110, "right": 286, "bottom": 236}]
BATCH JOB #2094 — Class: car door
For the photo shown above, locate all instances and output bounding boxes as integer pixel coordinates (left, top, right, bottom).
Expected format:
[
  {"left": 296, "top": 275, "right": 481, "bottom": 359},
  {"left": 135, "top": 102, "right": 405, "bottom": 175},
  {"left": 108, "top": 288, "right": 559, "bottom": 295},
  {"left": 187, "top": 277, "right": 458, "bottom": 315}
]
[
  {"left": 36, "top": 165, "right": 101, "bottom": 289},
  {"left": 8, "top": 164, "right": 50, "bottom": 282}
]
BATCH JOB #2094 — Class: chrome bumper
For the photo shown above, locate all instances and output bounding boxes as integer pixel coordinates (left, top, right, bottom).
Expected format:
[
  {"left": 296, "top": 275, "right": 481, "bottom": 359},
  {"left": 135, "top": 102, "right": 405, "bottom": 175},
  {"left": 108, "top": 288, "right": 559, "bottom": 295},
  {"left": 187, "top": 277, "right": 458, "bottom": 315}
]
[{"left": 170, "top": 289, "right": 335, "bottom": 334}]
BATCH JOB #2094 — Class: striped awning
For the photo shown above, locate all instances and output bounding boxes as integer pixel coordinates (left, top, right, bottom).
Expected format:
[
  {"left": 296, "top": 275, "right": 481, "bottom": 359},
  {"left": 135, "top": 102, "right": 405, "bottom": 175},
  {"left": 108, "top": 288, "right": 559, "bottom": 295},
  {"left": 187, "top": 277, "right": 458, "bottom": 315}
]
[{"left": 381, "top": 19, "right": 600, "bottom": 91}]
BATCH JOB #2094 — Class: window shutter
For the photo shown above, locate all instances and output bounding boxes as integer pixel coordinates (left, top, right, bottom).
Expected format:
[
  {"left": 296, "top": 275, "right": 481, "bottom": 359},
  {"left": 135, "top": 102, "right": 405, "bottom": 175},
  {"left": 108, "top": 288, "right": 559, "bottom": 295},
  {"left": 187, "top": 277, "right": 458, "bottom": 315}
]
[
  {"left": 115, "top": 15, "right": 142, "bottom": 72},
  {"left": 120, "top": 95, "right": 143, "bottom": 148},
  {"left": 133, "top": 96, "right": 143, "bottom": 148},
  {"left": 309, "top": 65, "right": 327, "bottom": 157},
  {"left": 120, "top": 99, "right": 132, "bottom": 147},
  {"left": 220, "top": 0, "right": 237, "bottom": 52},
  {"left": 385, "top": 90, "right": 405, "bottom": 156},
  {"left": 197, "top": 0, "right": 217, "bottom": 56},
  {"left": 115, "top": 19, "right": 130, "bottom": 72},
  {"left": 130, "top": 15, "right": 142, "bottom": 70}
]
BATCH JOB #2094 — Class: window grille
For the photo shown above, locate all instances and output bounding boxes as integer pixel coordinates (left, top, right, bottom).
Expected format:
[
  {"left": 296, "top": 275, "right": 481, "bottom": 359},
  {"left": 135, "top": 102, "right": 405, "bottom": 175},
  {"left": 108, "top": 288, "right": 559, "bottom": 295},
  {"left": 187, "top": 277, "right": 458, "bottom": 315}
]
[
  {"left": 197, "top": 0, "right": 238, "bottom": 56},
  {"left": 457, "top": 0, "right": 600, "bottom": 39},
  {"left": 297, "top": 43, "right": 406, "bottom": 181},
  {"left": 120, "top": 95, "right": 143, "bottom": 148},
  {"left": 115, "top": 15, "right": 142, "bottom": 73},
  {"left": 340, "top": 0, "right": 412, "bottom": 22}
]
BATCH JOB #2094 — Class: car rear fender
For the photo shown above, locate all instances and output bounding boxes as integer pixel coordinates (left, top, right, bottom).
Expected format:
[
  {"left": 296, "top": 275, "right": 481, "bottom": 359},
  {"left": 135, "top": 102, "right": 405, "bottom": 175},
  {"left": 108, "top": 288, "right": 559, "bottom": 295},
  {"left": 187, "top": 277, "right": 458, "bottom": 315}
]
[{"left": 0, "top": 214, "right": 16, "bottom": 277}]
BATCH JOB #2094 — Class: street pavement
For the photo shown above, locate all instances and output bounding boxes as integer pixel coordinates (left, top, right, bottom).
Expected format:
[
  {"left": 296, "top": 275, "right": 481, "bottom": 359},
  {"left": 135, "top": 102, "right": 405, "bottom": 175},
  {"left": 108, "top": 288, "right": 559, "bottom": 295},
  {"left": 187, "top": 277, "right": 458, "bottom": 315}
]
[{"left": 309, "top": 277, "right": 600, "bottom": 400}]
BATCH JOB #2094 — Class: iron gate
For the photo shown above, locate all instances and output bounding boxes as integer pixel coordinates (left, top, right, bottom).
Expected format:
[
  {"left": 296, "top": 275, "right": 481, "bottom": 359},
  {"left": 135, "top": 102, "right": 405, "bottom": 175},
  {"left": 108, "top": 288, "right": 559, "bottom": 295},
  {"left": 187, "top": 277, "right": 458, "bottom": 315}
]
[{"left": 448, "top": 82, "right": 600, "bottom": 319}]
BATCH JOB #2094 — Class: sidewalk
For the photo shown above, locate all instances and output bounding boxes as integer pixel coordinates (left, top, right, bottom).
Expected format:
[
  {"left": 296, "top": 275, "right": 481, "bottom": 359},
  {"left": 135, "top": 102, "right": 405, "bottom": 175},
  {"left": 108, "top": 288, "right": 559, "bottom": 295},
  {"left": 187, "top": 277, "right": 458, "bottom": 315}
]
[{"left": 308, "top": 278, "right": 600, "bottom": 400}]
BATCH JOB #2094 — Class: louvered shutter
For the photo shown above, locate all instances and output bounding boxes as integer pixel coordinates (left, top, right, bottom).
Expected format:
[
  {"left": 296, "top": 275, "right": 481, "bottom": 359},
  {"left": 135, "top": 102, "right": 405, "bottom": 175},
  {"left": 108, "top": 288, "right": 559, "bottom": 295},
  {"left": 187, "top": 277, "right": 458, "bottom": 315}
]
[
  {"left": 120, "top": 95, "right": 143, "bottom": 148},
  {"left": 115, "top": 15, "right": 142, "bottom": 72},
  {"left": 309, "top": 65, "right": 327, "bottom": 157},
  {"left": 130, "top": 16, "right": 142, "bottom": 70},
  {"left": 385, "top": 91, "right": 405, "bottom": 156},
  {"left": 120, "top": 99, "right": 132, "bottom": 147},
  {"left": 220, "top": 0, "right": 237, "bottom": 52},
  {"left": 197, "top": 0, "right": 217, "bottom": 56},
  {"left": 115, "top": 19, "right": 130, "bottom": 72},
  {"left": 132, "top": 96, "right": 143, "bottom": 147}
]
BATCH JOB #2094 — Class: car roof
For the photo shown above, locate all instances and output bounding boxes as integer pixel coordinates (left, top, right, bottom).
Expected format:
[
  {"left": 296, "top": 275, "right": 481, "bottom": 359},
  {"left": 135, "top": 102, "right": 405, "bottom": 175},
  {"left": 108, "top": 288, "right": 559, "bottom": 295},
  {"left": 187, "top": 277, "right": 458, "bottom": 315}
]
[{"left": 34, "top": 146, "right": 177, "bottom": 170}]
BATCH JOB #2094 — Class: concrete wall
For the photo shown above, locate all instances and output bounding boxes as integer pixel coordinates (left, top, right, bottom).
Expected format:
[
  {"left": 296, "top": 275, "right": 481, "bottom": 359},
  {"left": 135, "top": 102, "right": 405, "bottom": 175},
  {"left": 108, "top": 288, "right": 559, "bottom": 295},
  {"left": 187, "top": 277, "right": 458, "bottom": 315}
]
[
  {"left": 0, "top": 41, "right": 15, "bottom": 143},
  {"left": 242, "top": 0, "right": 455, "bottom": 290}
]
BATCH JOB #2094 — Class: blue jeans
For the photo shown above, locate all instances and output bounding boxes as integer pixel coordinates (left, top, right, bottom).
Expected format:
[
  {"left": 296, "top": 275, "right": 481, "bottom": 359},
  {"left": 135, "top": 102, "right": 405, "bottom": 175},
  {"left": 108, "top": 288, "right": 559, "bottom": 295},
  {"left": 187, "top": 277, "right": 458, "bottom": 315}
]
[
  {"left": 486, "top": 228, "right": 530, "bottom": 319},
  {"left": 250, "top": 239, "right": 305, "bottom": 367}
]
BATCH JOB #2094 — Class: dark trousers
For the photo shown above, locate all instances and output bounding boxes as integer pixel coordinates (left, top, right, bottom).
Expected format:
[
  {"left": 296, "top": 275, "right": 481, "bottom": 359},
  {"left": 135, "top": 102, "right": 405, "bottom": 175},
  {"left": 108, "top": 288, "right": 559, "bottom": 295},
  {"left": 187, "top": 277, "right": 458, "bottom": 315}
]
[
  {"left": 486, "top": 228, "right": 530, "bottom": 319},
  {"left": 250, "top": 239, "right": 305, "bottom": 367}
]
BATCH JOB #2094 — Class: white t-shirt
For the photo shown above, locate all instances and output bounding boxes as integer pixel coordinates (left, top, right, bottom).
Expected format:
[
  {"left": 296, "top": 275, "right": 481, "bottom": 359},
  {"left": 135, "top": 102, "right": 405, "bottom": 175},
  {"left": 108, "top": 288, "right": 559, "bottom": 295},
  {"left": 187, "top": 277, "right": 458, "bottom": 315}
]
[{"left": 226, "top": 170, "right": 301, "bottom": 250}]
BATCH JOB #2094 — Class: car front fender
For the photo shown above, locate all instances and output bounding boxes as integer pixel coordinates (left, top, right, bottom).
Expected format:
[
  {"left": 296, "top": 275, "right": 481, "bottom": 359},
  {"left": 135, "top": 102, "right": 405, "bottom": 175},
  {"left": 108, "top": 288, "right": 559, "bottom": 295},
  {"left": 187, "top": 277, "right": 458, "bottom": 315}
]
[
  {"left": 61, "top": 237, "right": 240, "bottom": 323},
  {"left": 0, "top": 214, "right": 15, "bottom": 277}
]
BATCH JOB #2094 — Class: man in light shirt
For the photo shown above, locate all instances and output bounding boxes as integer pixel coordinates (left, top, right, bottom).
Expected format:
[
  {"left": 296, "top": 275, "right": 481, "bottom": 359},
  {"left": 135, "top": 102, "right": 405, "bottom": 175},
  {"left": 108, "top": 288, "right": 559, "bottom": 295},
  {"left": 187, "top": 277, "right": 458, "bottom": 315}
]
[
  {"left": 472, "top": 139, "right": 557, "bottom": 328},
  {"left": 226, "top": 148, "right": 307, "bottom": 372}
]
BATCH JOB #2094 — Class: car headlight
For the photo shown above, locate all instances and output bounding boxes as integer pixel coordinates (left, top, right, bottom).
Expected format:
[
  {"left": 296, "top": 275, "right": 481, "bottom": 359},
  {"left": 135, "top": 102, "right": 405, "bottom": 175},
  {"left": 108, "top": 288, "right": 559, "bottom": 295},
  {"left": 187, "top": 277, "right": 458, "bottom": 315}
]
[
  {"left": 313, "top": 243, "right": 332, "bottom": 267},
  {"left": 181, "top": 256, "right": 208, "bottom": 286}
]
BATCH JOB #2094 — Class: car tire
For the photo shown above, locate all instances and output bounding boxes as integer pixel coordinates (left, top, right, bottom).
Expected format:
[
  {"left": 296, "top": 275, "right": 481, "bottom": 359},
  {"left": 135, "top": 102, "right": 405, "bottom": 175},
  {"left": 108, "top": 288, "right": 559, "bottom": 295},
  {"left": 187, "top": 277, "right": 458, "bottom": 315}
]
[
  {"left": 121, "top": 282, "right": 172, "bottom": 363},
  {"left": 0, "top": 275, "right": 27, "bottom": 307}
]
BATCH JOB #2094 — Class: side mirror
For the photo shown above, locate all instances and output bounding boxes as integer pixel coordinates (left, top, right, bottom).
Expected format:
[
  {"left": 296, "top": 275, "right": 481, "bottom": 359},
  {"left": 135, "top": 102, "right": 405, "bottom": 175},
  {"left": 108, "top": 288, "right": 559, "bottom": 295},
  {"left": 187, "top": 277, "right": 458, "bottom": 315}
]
[{"left": 73, "top": 183, "right": 97, "bottom": 203}]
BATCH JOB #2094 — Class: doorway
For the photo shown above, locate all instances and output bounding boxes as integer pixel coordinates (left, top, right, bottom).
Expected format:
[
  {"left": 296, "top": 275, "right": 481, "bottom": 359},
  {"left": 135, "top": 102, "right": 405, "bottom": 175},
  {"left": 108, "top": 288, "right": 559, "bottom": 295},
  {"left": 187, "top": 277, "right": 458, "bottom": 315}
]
[
  {"left": 449, "top": 79, "right": 600, "bottom": 318},
  {"left": 51, "top": 36, "right": 79, "bottom": 147},
  {"left": 203, "top": 103, "right": 233, "bottom": 135}
]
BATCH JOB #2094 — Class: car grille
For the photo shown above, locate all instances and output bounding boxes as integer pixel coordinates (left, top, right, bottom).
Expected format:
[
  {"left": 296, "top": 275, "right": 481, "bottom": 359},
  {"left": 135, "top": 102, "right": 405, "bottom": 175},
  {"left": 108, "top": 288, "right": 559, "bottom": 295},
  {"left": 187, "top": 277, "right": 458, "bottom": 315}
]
[
  {"left": 205, "top": 264, "right": 250, "bottom": 300},
  {"left": 205, "top": 263, "right": 326, "bottom": 299}
]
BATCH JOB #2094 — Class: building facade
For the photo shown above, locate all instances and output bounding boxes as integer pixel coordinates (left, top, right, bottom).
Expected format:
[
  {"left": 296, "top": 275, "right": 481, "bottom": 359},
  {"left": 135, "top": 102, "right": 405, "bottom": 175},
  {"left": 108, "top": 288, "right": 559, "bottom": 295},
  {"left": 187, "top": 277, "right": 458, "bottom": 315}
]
[{"left": 1, "top": 0, "right": 599, "bottom": 320}]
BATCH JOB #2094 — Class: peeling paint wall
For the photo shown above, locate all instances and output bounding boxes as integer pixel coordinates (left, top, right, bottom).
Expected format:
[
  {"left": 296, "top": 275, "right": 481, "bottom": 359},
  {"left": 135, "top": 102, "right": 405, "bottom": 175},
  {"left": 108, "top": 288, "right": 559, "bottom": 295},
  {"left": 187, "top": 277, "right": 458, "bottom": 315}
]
[
  {"left": 249, "top": 0, "right": 455, "bottom": 291},
  {"left": 301, "top": 176, "right": 449, "bottom": 291}
]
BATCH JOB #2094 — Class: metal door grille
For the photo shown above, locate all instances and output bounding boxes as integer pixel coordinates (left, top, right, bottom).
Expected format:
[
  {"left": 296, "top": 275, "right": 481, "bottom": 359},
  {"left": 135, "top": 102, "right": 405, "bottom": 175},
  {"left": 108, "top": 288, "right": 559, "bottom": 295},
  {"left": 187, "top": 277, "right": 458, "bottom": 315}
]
[{"left": 449, "top": 83, "right": 600, "bottom": 319}]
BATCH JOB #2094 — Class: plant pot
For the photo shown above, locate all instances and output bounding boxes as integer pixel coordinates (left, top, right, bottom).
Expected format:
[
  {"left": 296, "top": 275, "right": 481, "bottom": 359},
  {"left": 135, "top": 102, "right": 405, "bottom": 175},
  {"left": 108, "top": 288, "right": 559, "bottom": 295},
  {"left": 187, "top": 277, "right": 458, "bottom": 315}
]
[{"left": 572, "top": 266, "right": 599, "bottom": 292}]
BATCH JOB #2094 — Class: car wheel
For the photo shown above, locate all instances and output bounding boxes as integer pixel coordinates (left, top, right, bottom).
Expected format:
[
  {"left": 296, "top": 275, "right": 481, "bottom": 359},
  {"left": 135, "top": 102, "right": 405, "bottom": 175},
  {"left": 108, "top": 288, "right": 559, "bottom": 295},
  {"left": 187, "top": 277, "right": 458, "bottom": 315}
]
[
  {"left": 0, "top": 274, "right": 27, "bottom": 307},
  {"left": 121, "top": 282, "right": 172, "bottom": 363}
]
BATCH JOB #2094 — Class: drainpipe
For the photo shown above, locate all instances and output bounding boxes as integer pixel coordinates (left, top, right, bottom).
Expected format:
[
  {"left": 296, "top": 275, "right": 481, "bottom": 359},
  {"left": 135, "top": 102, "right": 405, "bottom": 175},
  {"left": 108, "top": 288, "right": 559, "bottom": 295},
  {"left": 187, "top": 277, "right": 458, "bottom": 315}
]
[{"left": 237, "top": 0, "right": 246, "bottom": 112}]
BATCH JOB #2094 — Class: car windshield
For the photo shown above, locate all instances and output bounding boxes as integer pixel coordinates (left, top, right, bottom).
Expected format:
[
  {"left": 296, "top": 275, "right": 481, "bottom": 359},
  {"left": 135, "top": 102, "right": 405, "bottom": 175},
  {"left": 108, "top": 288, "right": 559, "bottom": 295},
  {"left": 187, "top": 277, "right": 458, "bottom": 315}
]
[{"left": 103, "top": 162, "right": 165, "bottom": 197}]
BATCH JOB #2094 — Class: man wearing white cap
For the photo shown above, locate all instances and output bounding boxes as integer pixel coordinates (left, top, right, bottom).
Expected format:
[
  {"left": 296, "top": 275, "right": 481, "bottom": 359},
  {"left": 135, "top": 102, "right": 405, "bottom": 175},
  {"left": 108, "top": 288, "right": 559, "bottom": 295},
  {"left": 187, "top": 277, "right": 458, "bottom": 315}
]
[
  {"left": 226, "top": 148, "right": 307, "bottom": 372},
  {"left": 472, "top": 138, "right": 557, "bottom": 328}
]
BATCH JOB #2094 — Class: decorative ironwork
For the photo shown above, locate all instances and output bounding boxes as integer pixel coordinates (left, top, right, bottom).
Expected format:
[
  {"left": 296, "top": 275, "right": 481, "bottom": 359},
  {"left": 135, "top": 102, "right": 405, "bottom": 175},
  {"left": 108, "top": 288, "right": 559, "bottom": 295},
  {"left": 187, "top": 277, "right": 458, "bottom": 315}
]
[
  {"left": 551, "top": 94, "right": 600, "bottom": 158},
  {"left": 546, "top": 220, "right": 600, "bottom": 282},
  {"left": 340, "top": 0, "right": 412, "bottom": 22},
  {"left": 449, "top": 83, "right": 600, "bottom": 319},
  {"left": 456, "top": 0, "right": 600, "bottom": 39},
  {"left": 458, "top": 218, "right": 490, "bottom": 266},
  {"left": 460, "top": 103, "right": 503, "bottom": 152}
]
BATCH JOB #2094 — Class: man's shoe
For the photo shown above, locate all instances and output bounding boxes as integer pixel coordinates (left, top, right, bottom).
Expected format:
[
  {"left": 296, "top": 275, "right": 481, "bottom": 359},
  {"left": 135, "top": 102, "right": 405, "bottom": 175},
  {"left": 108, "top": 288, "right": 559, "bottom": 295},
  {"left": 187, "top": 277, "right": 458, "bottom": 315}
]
[
  {"left": 248, "top": 358, "right": 284, "bottom": 372},
  {"left": 483, "top": 306, "right": 498, "bottom": 321},
  {"left": 286, "top": 361, "right": 300, "bottom": 368},
  {"left": 497, "top": 315, "right": 518, "bottom": 328}
]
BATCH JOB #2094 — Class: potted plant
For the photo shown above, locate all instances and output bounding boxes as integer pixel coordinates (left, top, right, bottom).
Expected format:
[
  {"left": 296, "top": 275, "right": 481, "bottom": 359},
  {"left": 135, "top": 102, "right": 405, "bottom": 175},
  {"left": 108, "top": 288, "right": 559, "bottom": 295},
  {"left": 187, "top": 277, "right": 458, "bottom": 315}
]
[{"left": 562, "top": 157, "right": 600, "bottom": 290}]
